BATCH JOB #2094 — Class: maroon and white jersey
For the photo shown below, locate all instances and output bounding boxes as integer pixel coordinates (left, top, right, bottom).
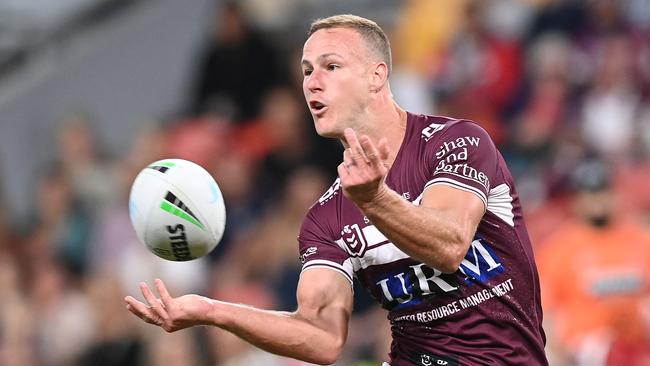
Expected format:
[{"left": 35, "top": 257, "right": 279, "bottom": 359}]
[{"left": 298, "top": 113, "right": 547, "bottom": 366}]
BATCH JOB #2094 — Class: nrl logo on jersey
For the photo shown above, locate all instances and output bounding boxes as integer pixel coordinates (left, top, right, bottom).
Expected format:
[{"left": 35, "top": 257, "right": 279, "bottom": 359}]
[
  {"left": 421, "top": 122, "right": 445, "bottom": 141},
  {"left": 340, "top": 224, "right": 368, "bottom": 257}
]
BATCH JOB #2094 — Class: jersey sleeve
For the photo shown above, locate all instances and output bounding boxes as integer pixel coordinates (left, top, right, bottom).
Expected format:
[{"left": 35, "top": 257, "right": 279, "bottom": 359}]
[
  {"left": 425, "top": 121, "right": 498, "bottom": 208},
  {"left": 298, "top": 208, "right": 354, "bottom": 285}
]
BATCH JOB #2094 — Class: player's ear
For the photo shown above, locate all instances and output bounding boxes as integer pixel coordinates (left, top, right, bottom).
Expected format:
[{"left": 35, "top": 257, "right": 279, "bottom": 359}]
[{"left": 369, "top": 62, "right": 388, "bottom": 92}]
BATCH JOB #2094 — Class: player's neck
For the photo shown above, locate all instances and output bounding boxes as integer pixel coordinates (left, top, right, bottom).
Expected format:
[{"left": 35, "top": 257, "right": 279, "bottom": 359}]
[
  {"left": 384, "top": 104, "right": 407, "bottom": 168},
  {"left": 360, "top": 100, "right": 407, "bottom": 168}
]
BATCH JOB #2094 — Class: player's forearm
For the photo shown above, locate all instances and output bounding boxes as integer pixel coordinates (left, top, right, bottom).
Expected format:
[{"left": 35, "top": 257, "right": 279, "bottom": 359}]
[
  {"left": 359, "top": 187, "right": 468, "bottom": 273},
  {"left": 207, "top": 300, "right": 346, "bottom": 365}
]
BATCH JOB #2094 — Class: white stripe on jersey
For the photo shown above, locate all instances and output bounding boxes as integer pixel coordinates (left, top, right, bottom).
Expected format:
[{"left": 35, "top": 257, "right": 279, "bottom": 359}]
[
  {"left": 334, "top": 225, "right": 389, "bottom": 251},
  {"left": 361, "top": 225, "right": 390, "bottom": 248},
  {"left": 353, "top": 243, "right": 411, "bottom": 271},
  {"left": 302, "top": 259, "right": 354, "bottom": 284},
  {"left": 333, "top": 227, "right": 411, "bottom": 271},
  {"left": 487, "top": 183, "right": 514, "bottom": 227},
  {"left": 424, "top": 177, "right": 488, "bottom": 208}
]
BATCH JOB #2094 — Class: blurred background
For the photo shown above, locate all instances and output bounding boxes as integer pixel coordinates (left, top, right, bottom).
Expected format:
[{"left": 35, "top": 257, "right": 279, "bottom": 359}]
[{"left": 0, "top": 0, "right": 649, "bottom": 365}]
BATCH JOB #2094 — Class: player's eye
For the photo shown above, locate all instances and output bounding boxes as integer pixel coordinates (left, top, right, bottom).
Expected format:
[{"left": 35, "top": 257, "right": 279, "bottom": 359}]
[
  {"left": 327, "top": 64, "right": 339, "bottom": 71},
  {"left": 303, "top": 69, "right": 313, "bottom": 76}
]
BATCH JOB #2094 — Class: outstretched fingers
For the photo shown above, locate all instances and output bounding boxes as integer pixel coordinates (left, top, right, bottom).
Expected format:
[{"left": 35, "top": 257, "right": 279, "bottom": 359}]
[
  {"left": 344, "top": 128, "right": 369, "bottom": 165},
  {"left": 155, "top": 278, "right": 173, "bottom": 309},
  {"left": 377, "top": 137, "right": 390, "bottom": 168},
  {"left": 125, "top": 295, "right": 157, "bottom": 324},
  {"left": 140, "top": 282, "right": 169, "bottom": 321},
  {"left": 378, "top": 138, "right": 389, "bottom": 160},
  {"left": 359, "top": 135, "right": 381, "bottom": 167},
  {"left": 342, "top": 147, "right": 354, "bottom": 171}
]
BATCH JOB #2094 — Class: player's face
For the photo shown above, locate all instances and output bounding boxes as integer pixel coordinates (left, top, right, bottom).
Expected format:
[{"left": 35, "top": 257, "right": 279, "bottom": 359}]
[{"left": 301, "top": 28, "right": 373, "bottom": 138}]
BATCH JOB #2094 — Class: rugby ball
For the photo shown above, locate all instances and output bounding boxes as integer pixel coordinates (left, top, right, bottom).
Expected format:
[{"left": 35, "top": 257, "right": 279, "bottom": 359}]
[{"left": 128, "top": 159, "right": 226, "bottom": 261}]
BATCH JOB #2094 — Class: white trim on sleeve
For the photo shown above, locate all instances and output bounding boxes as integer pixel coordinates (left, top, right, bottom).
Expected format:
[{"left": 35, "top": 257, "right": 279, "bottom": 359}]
[
  {"left": 424, "top": 177, "right": 488, "bottom": 208},
  {"left": 301, "top": 259, "right": 354, "bottom": 285}
]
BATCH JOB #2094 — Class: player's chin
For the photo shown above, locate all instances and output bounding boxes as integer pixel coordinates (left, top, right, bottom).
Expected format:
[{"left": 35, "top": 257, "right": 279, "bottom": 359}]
[{"left": 313, "top": 117, "right": 340, "bottom": 138}]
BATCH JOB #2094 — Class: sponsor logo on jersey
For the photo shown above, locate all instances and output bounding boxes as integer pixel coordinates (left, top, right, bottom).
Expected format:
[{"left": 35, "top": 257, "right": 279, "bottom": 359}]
[
  {"left": 435, "top": 136, "right": 481, "bottom": 160},
  {"left": 395, "top": 278, "right": 515, "bottom": 323},
  {"left": 434, "top": 162, "right": 490, "bottom": 190},
  {"left": 458, "top": 238, "right": 504, "bottom": 285},
  {"left": 374, "top": 238, "right": 503, "bottom": 309},
  {"left": 421, "top": 355, "right": 432, "bottom": 366},
  {"left": 421, "top": 123, "right": 445, "bottom": 141},
  {"left": 410, "top": 352, "right": 459, "bottom": 366},
  {"left": 299, "top": 246, "right": 318, "bottom": 264},
  {"left": 376, "top": 264, "right": 459, "bottom": 309},
  {"left": 433, "top": 136, "right": 489, "bottom": 190},
  {"left": 319, "top": 178, "right": 341, "bottom": 205}
]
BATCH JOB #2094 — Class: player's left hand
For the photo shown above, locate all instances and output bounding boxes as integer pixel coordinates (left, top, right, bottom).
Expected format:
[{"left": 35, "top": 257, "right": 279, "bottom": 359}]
[
  {"left": 124, "top": 278, "right": 214, "bottom": 333},
  {"left": 338, "top": 128, "right": 391, "bottom": 206}
]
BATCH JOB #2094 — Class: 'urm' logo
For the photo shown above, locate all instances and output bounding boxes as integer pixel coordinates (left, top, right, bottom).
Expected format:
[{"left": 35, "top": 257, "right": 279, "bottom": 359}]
[
  {"left": 375, "top": 239, "right": 503, "bottom": 309},
  {"left": 166, "top": 224, "right": 193, "bottom": 261}
]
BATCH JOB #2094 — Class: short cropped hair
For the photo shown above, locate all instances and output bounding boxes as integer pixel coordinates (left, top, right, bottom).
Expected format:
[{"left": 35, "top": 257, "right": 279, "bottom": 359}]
[{"left": 308, "top": 14, "right": 392, "bottom": 76}]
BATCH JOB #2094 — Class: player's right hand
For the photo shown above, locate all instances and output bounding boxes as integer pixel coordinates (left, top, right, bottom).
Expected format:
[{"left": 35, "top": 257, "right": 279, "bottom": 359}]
[{"left": 338, "top": 128, "right": 391, "bottom": 207}]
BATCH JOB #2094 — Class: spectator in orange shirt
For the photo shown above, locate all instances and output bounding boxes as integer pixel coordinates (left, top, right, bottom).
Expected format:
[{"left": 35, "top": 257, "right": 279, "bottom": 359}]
[{"left": 537, "top": 159, "right": 650, "bottom": 366}]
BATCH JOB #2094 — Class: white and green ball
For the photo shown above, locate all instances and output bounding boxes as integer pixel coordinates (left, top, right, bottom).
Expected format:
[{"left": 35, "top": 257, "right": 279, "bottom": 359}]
[{"left": 128, "top": 159, "right": 226, "bottom": 261}]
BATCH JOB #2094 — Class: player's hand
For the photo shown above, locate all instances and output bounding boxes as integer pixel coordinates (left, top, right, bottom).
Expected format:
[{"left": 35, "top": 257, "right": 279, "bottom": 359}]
[
  {"left": 124, "top": 278, "right": 214, "bottom": 333},
  {"left": 338, "top": 128, "right": 391, "bottom": 206}
]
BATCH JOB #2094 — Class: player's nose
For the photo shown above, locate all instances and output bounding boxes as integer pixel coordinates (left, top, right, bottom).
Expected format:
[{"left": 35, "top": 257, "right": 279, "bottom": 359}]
[{"left": 305, "top": 70, "right": 323, "bottom": 93}]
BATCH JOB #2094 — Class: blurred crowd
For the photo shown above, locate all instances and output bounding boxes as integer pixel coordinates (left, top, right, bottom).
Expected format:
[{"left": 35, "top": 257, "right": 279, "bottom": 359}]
[{"left": 1, "top": 0, "right": 650, "bottom": 365}]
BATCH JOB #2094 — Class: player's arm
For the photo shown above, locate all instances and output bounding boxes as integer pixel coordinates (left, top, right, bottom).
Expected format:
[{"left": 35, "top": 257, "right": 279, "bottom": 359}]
[
  {"left": 359, "top": 182, "right": 482, "bottom": 273},
  {"left": 124, "top": 268, "right": 352, "bottom": 365},
  {"left": 339, "top": 128, "right": 484, "bottom": 273}
]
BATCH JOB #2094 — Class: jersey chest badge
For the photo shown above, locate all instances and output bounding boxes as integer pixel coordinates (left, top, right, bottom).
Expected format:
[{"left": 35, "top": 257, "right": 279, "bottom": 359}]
[{"left": 340, "top": 224, "right": 368, "bottom": 257}]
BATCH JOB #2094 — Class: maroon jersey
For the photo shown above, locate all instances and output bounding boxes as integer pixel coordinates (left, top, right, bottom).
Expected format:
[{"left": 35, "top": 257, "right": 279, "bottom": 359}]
[{"left": 298, "top": 113, "right": 547, "bottom": 366}]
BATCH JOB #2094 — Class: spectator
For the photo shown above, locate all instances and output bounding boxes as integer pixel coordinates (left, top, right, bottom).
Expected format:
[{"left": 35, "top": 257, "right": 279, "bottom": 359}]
[
  {"left": 189, "top": 1, "right": 287, "bottom": 121},
  {"left": 236, "top": 86, "right": 341, "bottom": 202},
  {"left": 30, "top": 261, "right": 96, "bottom": 366},
  {"left": 580, "top": 33, "right": 642, "bottom": 159},
  {"left": 23, "top": 163, "right": 93, "bottom": 277},
  {"left": 76, "top": 274, "right": 145, "bottom": 366},
  {"left": 0, "top": 256, "right": 37, "bottom": 366},
  {"left": 432, "top": 0, "right": 524, "bottom": 144},
  {"left": 537, "top": 159, "right": 650, "bottom": 366},
  {"left": 56, "top": 111, "right": 117, "bottom": 218}
]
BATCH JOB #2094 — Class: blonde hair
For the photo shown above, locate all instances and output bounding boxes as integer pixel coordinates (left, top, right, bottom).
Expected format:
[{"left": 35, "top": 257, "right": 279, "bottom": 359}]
[{"left": 308, "top": 14, "right": 392, "bottom": 76}]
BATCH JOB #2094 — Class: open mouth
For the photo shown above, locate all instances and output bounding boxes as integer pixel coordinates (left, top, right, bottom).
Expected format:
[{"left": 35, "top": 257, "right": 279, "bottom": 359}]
[{"left": 309, "top": 100, "right": 328, "bottom": 115}]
